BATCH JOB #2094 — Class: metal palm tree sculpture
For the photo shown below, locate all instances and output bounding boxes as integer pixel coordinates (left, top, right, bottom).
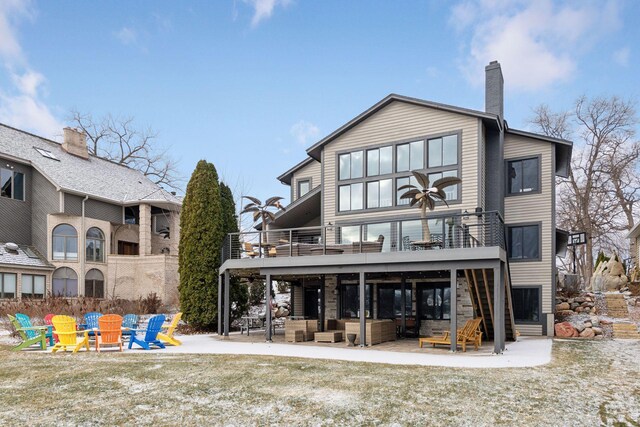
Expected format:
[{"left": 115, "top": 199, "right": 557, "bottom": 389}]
[
  {"left": 241, "top": 196, "right": 286, "bottom": 231},
  {"left": 398, "top": 171, "right": 462, "bottom": 241}
]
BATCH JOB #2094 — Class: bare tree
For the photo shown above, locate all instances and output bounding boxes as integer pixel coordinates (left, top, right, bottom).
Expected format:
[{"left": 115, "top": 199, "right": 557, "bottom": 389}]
[
  {"left": 68, "top": 110, "right": 183, "bottom": 191},
  {"left": 530, "top": 96, "right": 640, "bottom": 282}
]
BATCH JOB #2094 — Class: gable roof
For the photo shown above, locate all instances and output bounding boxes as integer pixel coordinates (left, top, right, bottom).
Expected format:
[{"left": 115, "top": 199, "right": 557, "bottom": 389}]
[
  {"left": 505, "top": 127, "right": 573, "bottom": 178},
  {"left": 277, "top": 157, "right": 318, "bottom": 185},
  {"left": 0, "top": 123, "right": 181, "bottom": 207},
  {"left": 306, "top": 93, "right": 502, "bottom": 160}
]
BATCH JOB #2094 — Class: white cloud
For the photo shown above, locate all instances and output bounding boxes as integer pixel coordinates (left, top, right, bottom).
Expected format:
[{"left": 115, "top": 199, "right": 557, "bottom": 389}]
[
  {"left": 450, "top": 0, "right": 622, "bottom": 91},
  {"left": 0, "top": 1, "right": 63, "bottom": 139},
  {"left": 290, "top": 120, "right": 319, "bottom": 146},
  {"left": 114, "top": 27, "right": 137, "bottom": 45},
  {"left": 613, "top": 47, "right": 630, "bottom": 67},
  {"left": 245, "top": 0, "right": 292, "bottom": 27}
]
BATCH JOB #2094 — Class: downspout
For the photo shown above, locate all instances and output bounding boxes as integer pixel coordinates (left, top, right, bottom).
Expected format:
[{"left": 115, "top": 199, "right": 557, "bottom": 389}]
[{"left": 81, "top": 195, "right": 89, "bottom": 297}]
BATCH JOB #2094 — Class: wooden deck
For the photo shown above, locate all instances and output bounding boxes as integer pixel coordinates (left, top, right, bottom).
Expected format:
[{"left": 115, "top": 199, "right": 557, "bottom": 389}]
[{"left": 216, "top": 329, "right": 495, "bottom": 354}]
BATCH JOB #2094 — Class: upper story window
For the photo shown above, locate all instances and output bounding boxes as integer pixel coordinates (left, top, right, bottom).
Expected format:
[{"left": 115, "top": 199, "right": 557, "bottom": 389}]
[
  {"left": 337, "top": 133, "right": 460, "bottom": 213},
  {"left": 428, "top": 135, "right": 458, "bottom": 168},
  {"left": 21, "top": 275, "right": 45, "bottom": 299},
  {"left": 1, "top": 168, "right": 25, "bottom": 201},
  {"left": 396, "top": 141, "right": 424, "bottom": 172},
  {"left": 507, "top": 224, "right": 540, "bottom": 261},
  {"left": 0, "top": 273, "right": 16, "bottom": 299},
  {"left": 86, "top": 227, "right": 105, "bottom": 263},
  {"left": 52, "top": 267, "right": 78, "bottom": 297},
  {"left": 367, "top": 146, "right": 392, "bottom": 176},
  {"left": 297, "top": 179, "right": 311, "bottom": 198},
  {"left": 339, "top": 151, "right": 363, "bottom": 180},
  {"left": 53, "top": 224, "right": 78, "bottom": 261},
  {"left": 507, "top": 157, "right": 539, "bottom": 195}
]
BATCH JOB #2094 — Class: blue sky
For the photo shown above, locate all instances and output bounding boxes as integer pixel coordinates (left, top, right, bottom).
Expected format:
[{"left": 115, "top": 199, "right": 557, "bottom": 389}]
[{"left": 0, "top": 0, "right": 638, "bottom": 204}]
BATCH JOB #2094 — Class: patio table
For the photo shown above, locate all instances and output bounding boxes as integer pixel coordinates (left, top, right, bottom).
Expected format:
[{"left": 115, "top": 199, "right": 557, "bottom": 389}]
[{"left": 240, "top": 316, "right": 260, "bottom": 335}]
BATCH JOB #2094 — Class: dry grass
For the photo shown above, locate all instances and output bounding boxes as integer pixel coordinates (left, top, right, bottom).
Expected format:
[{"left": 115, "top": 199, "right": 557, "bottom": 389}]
[{"left": 0, "top": 339, "right": 639, "bottom": 426}]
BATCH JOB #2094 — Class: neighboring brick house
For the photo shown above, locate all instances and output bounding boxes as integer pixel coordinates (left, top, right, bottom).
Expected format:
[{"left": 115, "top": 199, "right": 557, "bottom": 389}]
[
  {"left": 0, "top": 124, "right": 181, "bottom": 305},
  {"left": 219, "top": 61, "right": 572, "bottom": 351}
]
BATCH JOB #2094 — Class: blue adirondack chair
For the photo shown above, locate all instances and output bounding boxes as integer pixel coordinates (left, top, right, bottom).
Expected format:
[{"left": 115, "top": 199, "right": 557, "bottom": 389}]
[
  {"left": 121, "top": 314, "right": 139, "bottom": 341},
  {"left": 82, "top": 312, "right": 103, "bottom": 337},
  {"left": 15, "top": 313, "right": 54, "bottom": 347},
  {"left": 128, "top": 314, "right": 166, "bottom": 350}
]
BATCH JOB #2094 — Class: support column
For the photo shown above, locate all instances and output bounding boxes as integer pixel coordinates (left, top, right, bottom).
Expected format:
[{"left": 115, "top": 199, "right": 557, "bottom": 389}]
[
  {"left": 224, "top": 271, "right": 230, "bottom": 337},
  {"left": 400, "top": 275, "right": 406, "bottom": 336},
  {"left": 450, "top": 269, "right": 458, "bottom": 352},
  {"left": 493, "top": 263, "right": 504, "bottom": 354},
  {"left": 359, "top": 271, "right": 366, "bottom": 347},
  {"left": 320, "top": 275, "right": 326, "bottom": 332},
  {"left": 139, "top": 203, "right": 152, "bottom": 256},
  {"left": 218, "top": 274, "right": 223, "bottom": 335},
  {"left": 265, "top": 274, "right": 272, "bottom": 342}
]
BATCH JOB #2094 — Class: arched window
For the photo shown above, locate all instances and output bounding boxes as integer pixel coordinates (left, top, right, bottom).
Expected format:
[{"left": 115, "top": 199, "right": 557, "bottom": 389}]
[
  {"left": 86, "top": 227, "right": 105, "bottom": 262},
  {"left": 52, "top": 267, "right": 78, "bottom": 297},
  {"left": 52, "top": 224, "right": 78, "bottom": 260},
  {"left": 85, "top": 269, "right": 104, "bottom": 298}
]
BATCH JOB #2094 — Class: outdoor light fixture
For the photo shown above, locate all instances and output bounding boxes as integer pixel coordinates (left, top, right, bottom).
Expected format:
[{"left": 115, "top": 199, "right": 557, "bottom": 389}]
[{"left": 463, "top": 210, "right": 470, "bottom": 220}]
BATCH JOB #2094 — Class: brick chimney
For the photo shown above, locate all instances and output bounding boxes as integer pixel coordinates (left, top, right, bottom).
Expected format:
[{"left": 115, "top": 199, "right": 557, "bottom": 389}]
[
  {"left": 62, "top": 127, "right": 89, "bottom": 159},
  {"left": 485, "top": 60, "right": 504, "bottom": 120}
]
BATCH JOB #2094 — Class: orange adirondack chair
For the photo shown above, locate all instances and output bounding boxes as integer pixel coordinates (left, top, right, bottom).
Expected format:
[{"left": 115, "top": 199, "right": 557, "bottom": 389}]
[{"left": 95, "top": 314, "right": 123, "bottom": 352}]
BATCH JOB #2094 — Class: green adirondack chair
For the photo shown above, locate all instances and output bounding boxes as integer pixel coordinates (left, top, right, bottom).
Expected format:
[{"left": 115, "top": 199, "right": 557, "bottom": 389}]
[{"left": 8, "top": 314, "right": 47, "bottom": 351}]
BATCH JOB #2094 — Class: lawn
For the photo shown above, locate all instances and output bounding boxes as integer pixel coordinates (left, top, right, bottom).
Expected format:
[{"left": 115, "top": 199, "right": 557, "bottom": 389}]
[{"left": 0, "top": 339, "right": 639, "bottom": 426}]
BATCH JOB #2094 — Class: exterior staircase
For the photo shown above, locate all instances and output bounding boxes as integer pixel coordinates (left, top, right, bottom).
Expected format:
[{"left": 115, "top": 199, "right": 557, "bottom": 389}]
[
  {"left": 605, "top": 293, "right": 640, "bottom": 339},
  {"left": 605, "top": 293, "right": 630, "bottom": 318},
  {"left": 612, "top": 323, "right": 640, "bottom": 339}
]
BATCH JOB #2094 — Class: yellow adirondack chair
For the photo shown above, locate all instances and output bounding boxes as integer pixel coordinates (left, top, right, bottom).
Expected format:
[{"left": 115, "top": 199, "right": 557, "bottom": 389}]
[
  {"left": 158, "top": 312, "right": 182, "bottom": 346},
  {"left": 418, "top": 318, "right": 483, "bottom": 352},
  {"left": 51, "top": 315, "right": 90, "bottom": 353}
]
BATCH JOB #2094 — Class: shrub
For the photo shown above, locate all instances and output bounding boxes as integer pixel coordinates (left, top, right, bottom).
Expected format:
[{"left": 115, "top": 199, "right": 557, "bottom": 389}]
[{"left": 248, "top": 280, "right": 265, "bottom": 306}]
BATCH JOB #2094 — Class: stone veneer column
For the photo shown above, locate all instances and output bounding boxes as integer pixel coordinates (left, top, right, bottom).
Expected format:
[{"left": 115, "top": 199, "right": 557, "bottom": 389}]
[
  {"left": 170, "top": 210, "right": 180, "bottom": 255},
  {"left": 139, "top": 203, "right": 152, "bottom": 256}
]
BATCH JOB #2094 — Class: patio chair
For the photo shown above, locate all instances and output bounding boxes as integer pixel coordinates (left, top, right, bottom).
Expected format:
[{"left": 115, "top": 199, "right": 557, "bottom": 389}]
[
  {"left": 242, "top": 242, "right": 258, "bottom": 258},
  {"left": 8, "top": 314, "right": 47, "bottom": 351},
  {"left": 51, "top": 315, "right": 90, "bottom": 353},
  {"left": 82, "top": 312, "right": 103, "bottom": 337},
  {"left": 44, "top": 313, "right": 58, "bottom": 344},
  {"left": 121, "top": 314, "right": 139, "bottom": 341},
  {"left": 95, "top": 314, "right": 123, "bottom": 352},
  {"left": 418, "top": 318, "right": 482, "bottom": 352},
  {"left": 158, "top": 312, "right": 183, "bottom": 346},
  {"left": 128, "top": 314, "right": 166, "bottom": 350},
  {"left": 15, "top": 313, "right": 54, "bottom": 347}
]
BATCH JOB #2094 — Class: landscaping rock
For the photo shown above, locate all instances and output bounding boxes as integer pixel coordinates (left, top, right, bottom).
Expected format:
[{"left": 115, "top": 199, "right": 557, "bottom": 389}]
[
  {"left": 593, "top": 327, "right": 603, "bottom": 335},
  {"left": 600, "top": 318, "right": 613, "bottom": 325},
  {"left": 575, "top": 306, "right": 585, "bottom": 313},
  {"left": 575, "top": 323, "right": 586, "bottom": 333},
  {"left": 584, "top": 322, "right": 592, "bottom": 328},
  {"left": 556, "top": 302, "right": 571, "bottom": 311},
  {"left": 580, "top": 328, "right": 595, "bottom": 338},
  {"left": 555, "top": 322, "right": 578, "bottom": 337},
  {"left": 574, "top": 297, "right": 586, "bottom": 303}
]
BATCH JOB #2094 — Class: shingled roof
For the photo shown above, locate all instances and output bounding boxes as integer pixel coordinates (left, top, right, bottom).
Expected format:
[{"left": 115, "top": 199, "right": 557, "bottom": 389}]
[
  {"left": 0, "top": 243, "right": 54, "bottom": 270},
  {"left": 0, "top": 123, "right": 181, "bottom": 207}
]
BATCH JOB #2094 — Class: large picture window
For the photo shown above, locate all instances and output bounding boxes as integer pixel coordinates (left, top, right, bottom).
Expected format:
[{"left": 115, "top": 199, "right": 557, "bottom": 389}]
[
  {"left": 86, "top": 227, "right": 105, "bottom": 262},
  {"left": 52, "top": 267, "right": 78, "bottom": 297},
  {"left": 512, "top": 287, "right": 540, "bottom": 322},
  {"left": 417, "top": 284, "right": 451, "bottom": 320},
  {"left": 52, "top": 224, "right": 78, "bottom": 261},
  {"left": 21, "top": 274, "right": 45, "bottom": 299},
  {"left": 0, "top": 273, "right": 17, "bottom": 298},
  {"left": 377, "top": 285, "right": 412, "bottom": 319},
  {"left": 340, "top": 284, "right": 372, "bottom": 318},
  {"left": 85, "top": 269, "right": 105, "bottom": 298},
  {"left": 508, "top": 224, "right": 540, "bottom": 261},
  {"left": 1, "top": 168, "right": 25, "bottom": 201},
  {"left": 508, "top": 157, "right": 539, "bottom": 194},
  {"left": 339, "top": 151, "right": 363, "bottom": 180},
  {"left": 428, "top": 170, "right": 459, "bottom": 200}
]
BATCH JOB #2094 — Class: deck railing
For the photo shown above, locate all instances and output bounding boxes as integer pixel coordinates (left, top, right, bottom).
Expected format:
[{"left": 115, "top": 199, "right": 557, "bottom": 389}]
[{"left": 221, "top": 211, "right": 505, "bottom": 262}]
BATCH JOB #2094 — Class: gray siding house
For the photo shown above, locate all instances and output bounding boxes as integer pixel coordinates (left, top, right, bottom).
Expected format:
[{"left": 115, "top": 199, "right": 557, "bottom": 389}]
[
  {"left": 219, "top": 61, "right": 572, "bottom": 351},
  {"left": 0, "top": 125, "right": 181, "bottom": 305}
]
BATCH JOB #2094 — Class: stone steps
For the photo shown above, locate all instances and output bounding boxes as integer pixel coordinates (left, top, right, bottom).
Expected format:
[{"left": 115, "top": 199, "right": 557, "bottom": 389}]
[
  {"left": 604, "top": 294, "right": 630, "bottom": 318},
  {"left": 612, "top": 323, "right": 640, "bottom": 339}
]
